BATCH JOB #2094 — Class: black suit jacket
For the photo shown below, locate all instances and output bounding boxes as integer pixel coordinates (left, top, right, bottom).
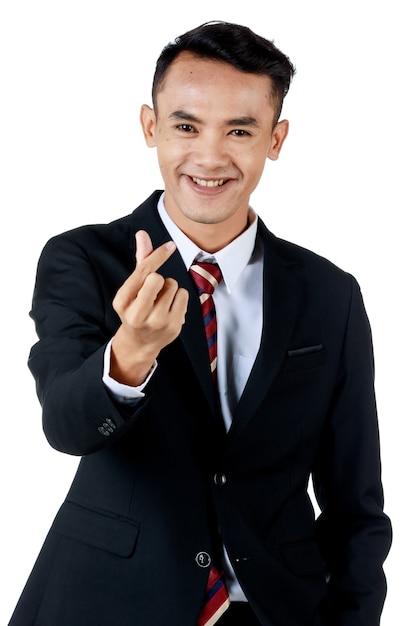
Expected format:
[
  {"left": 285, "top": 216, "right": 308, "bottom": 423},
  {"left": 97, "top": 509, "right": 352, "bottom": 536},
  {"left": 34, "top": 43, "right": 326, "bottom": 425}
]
[{"left": 10, "top": 191, "right": 391, "bottom": 625}]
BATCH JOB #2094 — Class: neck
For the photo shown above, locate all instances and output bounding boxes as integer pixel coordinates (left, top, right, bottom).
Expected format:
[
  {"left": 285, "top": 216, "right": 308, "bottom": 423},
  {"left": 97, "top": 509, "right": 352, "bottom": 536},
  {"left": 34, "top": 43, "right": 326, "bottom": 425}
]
[
  {"left": 165, "top": 206, "right": 254, "bottom": 253},
  {"left": 183, "top": 223, "right": 248, "bottom": 253}
]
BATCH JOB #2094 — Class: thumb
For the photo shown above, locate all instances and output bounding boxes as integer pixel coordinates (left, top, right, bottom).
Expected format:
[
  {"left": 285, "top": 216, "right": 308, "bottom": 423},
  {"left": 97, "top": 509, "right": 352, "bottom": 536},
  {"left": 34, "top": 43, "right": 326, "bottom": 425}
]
[{"left": 135, "top": 230, "right": 154, "bottom": 264}]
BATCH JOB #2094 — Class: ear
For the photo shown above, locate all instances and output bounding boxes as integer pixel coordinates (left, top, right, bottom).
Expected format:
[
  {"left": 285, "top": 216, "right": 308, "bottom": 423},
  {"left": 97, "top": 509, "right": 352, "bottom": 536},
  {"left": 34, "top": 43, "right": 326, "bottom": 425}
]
[
  {"left": 268, "top": 119, "right": 289, "bottom": 161},
  {"left": 140, "top": 104, "right": 157, "bottom": 147}
]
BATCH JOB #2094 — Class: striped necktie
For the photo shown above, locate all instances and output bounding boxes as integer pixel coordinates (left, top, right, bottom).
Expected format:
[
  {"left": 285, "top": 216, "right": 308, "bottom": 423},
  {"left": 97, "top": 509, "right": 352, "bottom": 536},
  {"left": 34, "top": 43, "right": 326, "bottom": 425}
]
[
  {"left": 189, "top": 261, "right": 222, "bottom": 384},
  {"left": 189, "top": 260, "right": 231, "bottom": 625}
]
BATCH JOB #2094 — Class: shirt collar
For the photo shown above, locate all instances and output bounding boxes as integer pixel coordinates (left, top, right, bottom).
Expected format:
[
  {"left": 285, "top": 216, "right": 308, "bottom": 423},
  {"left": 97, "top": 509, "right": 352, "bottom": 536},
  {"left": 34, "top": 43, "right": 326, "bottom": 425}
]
[{"left": 157, "top": 193, "right": 258, "bottom": 293}]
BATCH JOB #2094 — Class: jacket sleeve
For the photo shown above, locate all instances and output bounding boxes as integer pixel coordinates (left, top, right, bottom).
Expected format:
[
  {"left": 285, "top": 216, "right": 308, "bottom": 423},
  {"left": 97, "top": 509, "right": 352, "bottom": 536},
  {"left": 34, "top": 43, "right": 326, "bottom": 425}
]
[
  {"left": 313, "top": 277, "right": 392, "bottom": 625},
  {"left": 28, "top": 231, "right": 147, "bottom": 456}
]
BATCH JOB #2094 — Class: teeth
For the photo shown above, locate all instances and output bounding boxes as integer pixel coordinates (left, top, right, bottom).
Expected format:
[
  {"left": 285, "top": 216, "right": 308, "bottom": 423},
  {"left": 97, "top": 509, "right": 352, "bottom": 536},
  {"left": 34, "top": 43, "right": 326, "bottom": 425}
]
[{"left": 192, "top": 177, "right": 225, "bottom": 187}]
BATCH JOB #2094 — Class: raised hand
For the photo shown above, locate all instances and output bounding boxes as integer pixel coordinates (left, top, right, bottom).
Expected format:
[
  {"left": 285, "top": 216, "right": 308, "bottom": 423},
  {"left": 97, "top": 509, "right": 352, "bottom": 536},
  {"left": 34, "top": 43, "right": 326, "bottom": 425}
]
[{"left": 110, "top": 230, "right": 189, "bottom": 386}]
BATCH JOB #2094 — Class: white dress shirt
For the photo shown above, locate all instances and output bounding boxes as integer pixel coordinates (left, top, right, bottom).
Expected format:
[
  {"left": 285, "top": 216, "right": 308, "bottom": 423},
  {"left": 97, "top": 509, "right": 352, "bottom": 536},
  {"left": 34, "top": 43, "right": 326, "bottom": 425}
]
[{"left": 103, "top": 194, "right": 264, "bottom": 600}]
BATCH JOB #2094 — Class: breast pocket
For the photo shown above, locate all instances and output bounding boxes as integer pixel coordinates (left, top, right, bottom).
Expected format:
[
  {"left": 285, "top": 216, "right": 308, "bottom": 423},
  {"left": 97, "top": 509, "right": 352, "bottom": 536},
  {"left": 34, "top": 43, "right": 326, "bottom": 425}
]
[{"left": 284, "top": 344, "right": 326, "bottom": 373}]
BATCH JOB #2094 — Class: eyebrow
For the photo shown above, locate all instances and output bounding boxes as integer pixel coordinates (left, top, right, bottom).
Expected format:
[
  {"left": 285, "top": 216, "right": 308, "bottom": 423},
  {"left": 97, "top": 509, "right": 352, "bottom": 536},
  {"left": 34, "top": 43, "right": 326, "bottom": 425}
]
[
  {"left": 169, "top": 110, "right": 202, "bottom": 124},
  {"left": 168, "top": 110, "right": 260, "bottom": 128}
]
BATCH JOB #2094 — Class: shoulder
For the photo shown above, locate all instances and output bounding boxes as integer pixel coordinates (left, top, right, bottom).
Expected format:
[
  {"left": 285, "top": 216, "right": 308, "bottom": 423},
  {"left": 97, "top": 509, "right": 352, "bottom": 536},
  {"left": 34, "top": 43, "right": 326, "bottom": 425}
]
[
  {"left": 260, "top": 219, "right": 349, "bottom": 274},
  {"left": 258, "top": 218, "right": 359, "bottom": 301}
]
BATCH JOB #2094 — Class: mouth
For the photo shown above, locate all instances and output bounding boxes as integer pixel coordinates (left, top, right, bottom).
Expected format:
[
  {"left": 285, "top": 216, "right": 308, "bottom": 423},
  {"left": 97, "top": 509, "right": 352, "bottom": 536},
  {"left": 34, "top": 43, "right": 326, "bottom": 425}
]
[{"left": 191, "top": 177, "right": 228, "bottom": 188}]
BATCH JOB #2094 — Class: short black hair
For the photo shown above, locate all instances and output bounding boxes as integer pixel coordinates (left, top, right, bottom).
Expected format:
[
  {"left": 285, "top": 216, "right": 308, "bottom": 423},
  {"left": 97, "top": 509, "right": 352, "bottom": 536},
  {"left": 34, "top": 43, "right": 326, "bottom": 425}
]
[{"left": 152, "top": 21, "right": 295, "bottom": 122}]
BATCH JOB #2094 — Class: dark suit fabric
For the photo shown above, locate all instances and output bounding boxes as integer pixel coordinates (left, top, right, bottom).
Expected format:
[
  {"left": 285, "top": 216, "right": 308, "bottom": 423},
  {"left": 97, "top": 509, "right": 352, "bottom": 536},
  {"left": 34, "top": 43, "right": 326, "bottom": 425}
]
[{"left": 10, "top": 191, "right": 391, "bottom": 625}]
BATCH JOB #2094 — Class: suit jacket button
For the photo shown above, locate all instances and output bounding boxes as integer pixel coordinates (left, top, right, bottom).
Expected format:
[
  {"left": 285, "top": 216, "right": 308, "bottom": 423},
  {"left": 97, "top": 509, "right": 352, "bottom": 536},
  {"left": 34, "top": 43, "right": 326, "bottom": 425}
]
[
  {"left": 98, "top": 418, "right": 116, "bottom": 436},
  {"left": 213, "top": 473, "right": 227, "bottom": 486},
  {"left": 195, "top": 552, "right": 211, "bottom": 568}
]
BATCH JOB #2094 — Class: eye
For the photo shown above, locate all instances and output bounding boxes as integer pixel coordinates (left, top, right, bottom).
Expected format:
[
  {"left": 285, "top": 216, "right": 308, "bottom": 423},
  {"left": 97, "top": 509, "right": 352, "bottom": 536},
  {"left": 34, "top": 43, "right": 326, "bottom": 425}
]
[
  {"left": 230, "top": 129, "right": 251, "bottom": 137},
  {"left": 176, "top": 124, "right": 196, "bottom": 133}
]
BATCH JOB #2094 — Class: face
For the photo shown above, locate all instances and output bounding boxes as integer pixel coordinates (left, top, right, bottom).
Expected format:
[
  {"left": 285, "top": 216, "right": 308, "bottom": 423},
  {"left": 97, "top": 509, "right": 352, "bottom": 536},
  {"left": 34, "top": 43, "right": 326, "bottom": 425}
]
[{"left": 141, "top": 51, "right": 289, "bottom": 250}]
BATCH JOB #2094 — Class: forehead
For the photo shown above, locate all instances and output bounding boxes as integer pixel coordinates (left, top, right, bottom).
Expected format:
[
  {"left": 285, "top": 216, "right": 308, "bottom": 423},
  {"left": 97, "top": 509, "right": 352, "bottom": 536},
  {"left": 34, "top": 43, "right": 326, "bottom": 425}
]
[{"left": 156, "top": 51, "right": 275, "bottom": 119}]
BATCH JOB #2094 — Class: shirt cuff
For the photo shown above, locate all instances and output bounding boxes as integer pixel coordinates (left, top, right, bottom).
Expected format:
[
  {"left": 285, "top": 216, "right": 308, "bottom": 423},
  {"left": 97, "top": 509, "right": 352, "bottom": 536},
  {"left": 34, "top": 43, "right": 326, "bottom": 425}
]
[{"left": 102, "top": 339, "right": 157, "bottom": 403}]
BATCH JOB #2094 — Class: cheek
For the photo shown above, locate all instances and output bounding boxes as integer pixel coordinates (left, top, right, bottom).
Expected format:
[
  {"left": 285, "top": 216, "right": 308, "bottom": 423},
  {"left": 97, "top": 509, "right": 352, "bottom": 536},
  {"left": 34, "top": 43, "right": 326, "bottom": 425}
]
[
  {"left": 157, "top": 142, "right": 186, "bottom": 166},
  {"left": 243, "top": 153, "right": 268, "bottom": 181}
]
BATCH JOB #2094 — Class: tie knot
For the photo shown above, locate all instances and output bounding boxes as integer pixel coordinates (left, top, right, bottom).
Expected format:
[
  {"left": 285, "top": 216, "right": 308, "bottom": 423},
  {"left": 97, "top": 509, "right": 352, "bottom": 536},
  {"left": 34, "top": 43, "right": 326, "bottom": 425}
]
[{"left": 190, "top": 262, "right": 222, "bottom": 296}]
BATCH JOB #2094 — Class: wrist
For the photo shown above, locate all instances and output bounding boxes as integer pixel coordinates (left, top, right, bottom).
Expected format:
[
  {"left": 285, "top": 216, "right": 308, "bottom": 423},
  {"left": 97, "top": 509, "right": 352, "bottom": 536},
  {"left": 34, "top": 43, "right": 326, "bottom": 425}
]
[{"left": 110, "top": 332, "right": 158, "bottom": 386}]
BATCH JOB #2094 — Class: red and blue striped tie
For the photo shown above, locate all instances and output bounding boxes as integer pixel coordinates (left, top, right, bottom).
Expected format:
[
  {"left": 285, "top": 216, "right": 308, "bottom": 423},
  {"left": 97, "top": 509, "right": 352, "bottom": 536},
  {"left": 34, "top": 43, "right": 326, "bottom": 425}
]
[
  {"left": 189, "top": 261, "right": 230, "bottom": 625},
  {"left": 189, "top": 261, "right": 223, "bottom": 384},
  {"left": 197, "top": 563, "right": 230, "bottom": 626}
]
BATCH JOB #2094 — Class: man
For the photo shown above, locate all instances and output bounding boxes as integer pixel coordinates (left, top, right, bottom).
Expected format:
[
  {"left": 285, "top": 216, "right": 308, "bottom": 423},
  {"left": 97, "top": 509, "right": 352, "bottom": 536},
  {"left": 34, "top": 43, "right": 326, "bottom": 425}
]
[{"left": 10, "top": 21, "right": 391, "bottom": 626}]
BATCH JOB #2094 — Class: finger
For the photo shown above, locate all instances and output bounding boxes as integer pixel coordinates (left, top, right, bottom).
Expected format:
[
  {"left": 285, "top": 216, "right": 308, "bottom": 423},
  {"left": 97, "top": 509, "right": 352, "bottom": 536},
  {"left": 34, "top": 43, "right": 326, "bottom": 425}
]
[
  {"left": 145, "top": 283, "right": 189, "bottom": 335},
  {"left": 135, "top": 230, "right": 154, "bottom": 264},
  {"left": 136, "top": 279, "right": 188, "bottom": 323},
  {"left": 125, "top": 278, "right": 188, "bottom": 332},
  {"left": 113, "top": 235, "right": 177, "bottom": 312},
  {"left": 170, "top": 286, "right": 189, "bottom": 317},
  {"left": 136, "top": 273, "right": 167, "bottom": 314},
  {"left": 165, "top": 286, "right": 189, "bottom": 334},
  {"left": 153, "top": 278, "right": 185, "bottom": 310},
  {"left": 118, "top": 273, "right": 165, "bottom": 327},
  {"left": 135, "top": 237, "right": 176, "bottom": 277}
]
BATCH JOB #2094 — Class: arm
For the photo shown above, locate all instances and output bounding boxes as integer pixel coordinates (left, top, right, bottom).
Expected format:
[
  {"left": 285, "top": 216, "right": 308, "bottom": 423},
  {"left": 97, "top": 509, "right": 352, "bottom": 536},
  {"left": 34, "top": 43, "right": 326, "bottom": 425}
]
[
  {"left": 313, "top": 278, "right": 392, "bottom": 625},
  {"left": 28, "top": 229, "right": 188, "bottom": 456}
]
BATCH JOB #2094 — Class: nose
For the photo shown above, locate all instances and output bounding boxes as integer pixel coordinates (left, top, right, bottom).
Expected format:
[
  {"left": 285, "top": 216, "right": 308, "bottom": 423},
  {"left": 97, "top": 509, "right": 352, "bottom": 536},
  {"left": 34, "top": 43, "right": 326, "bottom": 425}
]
[{"left": 193, "top": 132, "right": 230, "bottom": 171}]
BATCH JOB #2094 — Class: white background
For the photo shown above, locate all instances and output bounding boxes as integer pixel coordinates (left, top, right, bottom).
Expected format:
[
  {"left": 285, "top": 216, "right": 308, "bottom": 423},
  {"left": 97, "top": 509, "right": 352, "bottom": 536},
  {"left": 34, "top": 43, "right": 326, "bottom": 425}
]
[{"left": 1, "top": 1, "right": 415, "bottom": 623}]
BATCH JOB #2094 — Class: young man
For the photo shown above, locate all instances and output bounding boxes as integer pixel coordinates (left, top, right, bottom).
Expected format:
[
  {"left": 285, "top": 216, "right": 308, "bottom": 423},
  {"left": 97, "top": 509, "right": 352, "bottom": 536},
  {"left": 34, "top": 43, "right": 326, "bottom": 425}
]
[{"left": 10, "top": 21, "right": 391, "bottom": 626}]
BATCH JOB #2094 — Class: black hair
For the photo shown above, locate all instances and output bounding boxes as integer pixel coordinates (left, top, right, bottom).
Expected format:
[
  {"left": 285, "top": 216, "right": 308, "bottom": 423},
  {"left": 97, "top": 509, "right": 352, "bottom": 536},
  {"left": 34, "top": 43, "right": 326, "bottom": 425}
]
[{"left": 152, "top": 21, "right": 295, "bottom": 121}]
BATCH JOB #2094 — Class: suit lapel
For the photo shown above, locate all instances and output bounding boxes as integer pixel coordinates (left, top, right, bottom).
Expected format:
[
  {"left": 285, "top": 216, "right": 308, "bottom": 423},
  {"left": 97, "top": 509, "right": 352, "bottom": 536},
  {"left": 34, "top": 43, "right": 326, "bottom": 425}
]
[
  {"left": 229, "top": 223, "right": 302, "bottom": 437},
  {"left": 127, "top": 195, "right": 302, "bottom": 428}
]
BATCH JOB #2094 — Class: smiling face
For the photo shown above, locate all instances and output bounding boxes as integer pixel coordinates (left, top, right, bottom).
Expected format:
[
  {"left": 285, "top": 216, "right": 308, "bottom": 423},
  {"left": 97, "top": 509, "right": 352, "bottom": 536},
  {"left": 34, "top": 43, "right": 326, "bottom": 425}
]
[{"left": 141, "top": 51, "right": 289, "bottom": 251}]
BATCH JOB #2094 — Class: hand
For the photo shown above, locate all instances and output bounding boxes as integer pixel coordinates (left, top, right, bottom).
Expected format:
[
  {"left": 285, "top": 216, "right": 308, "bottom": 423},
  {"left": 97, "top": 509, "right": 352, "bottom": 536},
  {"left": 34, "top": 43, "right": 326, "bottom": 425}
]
[{"left": 110, "top": 230, "right": 189, "bottom": 386}]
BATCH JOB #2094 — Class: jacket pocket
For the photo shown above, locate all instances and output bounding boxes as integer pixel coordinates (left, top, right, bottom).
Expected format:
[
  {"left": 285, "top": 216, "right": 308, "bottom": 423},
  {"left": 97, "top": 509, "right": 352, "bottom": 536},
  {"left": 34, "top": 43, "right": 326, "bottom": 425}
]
[
  {"left": 284, "top": 345, "right": 326, "bottom": 372},
  {"left": 51, "top": 500, "right": 140, "bottom": 557}
]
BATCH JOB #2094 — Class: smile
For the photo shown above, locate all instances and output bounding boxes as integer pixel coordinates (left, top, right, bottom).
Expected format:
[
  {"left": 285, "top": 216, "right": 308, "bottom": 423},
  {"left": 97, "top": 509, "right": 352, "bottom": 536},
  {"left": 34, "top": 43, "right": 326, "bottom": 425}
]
[{"left": 192, "top": 177, "right": 226, "bottom": 187}]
